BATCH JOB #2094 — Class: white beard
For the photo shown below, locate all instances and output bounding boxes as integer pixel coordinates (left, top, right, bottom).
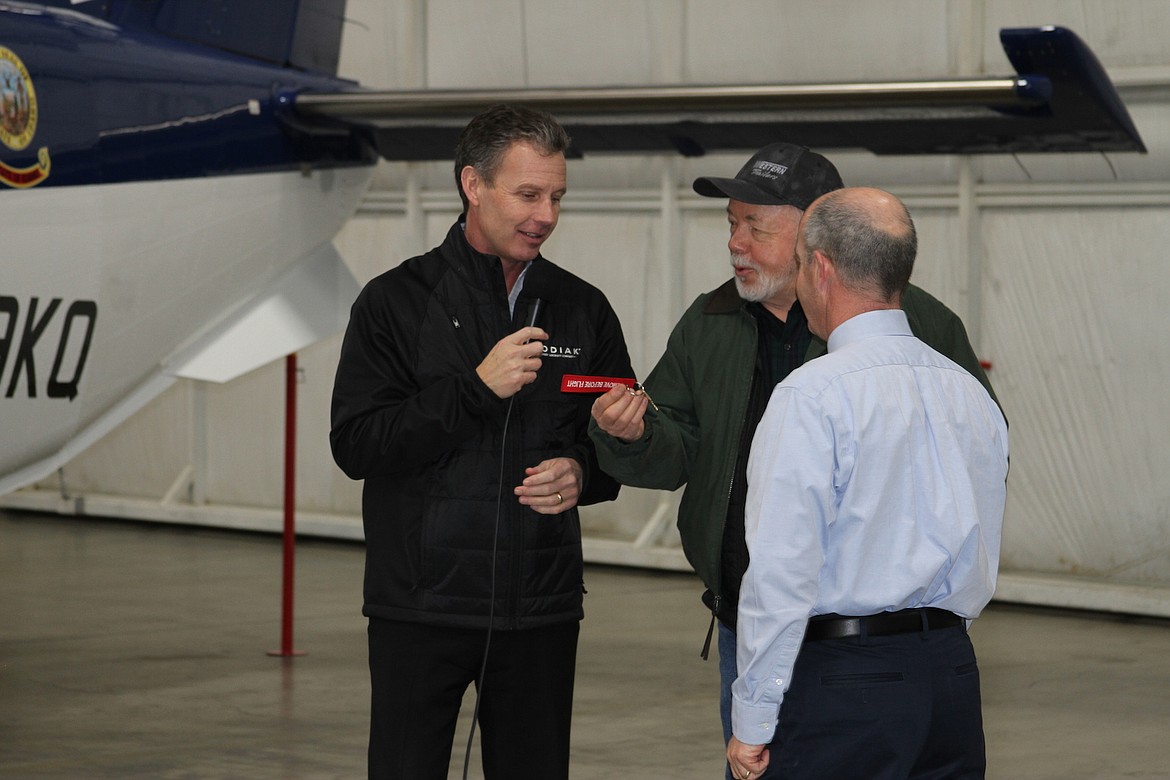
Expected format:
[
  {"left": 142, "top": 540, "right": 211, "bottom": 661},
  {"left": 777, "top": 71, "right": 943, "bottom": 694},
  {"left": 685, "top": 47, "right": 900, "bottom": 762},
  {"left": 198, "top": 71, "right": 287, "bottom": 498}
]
[{"left": 731, "top": 253, "right": 790, "bottom": 303}]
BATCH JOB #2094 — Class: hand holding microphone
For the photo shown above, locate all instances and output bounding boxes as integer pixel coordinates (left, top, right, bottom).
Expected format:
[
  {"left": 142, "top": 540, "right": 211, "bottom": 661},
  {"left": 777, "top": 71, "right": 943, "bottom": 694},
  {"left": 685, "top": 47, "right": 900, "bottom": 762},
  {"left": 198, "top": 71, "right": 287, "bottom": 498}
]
[{"left": 476, "top": 299, "right": 546, "bottom": 399}]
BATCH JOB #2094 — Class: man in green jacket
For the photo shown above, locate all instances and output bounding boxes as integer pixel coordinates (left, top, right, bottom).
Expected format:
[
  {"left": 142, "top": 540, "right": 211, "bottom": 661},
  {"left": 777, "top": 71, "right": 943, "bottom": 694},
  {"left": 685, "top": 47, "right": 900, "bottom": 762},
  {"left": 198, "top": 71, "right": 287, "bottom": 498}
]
[{"left": 589, "top": 142, "right": 997, "bottom": 780}]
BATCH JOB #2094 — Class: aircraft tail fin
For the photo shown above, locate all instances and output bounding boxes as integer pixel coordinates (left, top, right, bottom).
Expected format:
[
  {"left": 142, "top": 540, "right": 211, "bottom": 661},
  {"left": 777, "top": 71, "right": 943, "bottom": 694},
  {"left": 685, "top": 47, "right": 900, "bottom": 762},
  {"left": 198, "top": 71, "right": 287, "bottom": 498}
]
[{"left": 109, "top": 0, "right": 349, "bottom": 75}]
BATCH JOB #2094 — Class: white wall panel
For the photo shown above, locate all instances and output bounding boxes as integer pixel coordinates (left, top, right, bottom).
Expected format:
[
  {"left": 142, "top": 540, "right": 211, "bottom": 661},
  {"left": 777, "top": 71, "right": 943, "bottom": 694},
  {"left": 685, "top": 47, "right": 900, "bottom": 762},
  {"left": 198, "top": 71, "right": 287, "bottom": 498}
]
[
  {"left": 338, "top": 0, "right": 426, "bottom": 88},
  {"left": 427, "top": 0, "right": 687, "bottom": 87},
  {"left": 830, "top": 152, "right": 963, "bottom": 188},
  {"left": 984, "top": 207, "right": 1170, "bottom": 583},
  {"left": 296, "top": 335, "right": 363, "bottom": 515},
  {"left": 524, "top": 1, "right": 684, "bottom": 86},
  {"left": 680, "top": 208, "right": 741, "bottom": 307},
  {"left": 202, "top": 364, "right": 285, "bottom": 508},
  {"left": 683, "top": 0, "right": 956, "bottom": 83},
  {"left": 426, "top": 1, "right": 527, "bottom": 87},
  {"left": 905, "top": 211, "right": 970, "bottom": 322}
]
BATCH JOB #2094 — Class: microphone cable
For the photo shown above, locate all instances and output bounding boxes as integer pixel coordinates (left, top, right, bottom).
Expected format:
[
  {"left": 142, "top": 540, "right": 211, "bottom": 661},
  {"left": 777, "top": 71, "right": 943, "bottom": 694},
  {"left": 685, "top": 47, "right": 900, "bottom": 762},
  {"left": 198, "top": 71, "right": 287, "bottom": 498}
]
[
  {"left": 460, "top": 395, "right": 511, "bottom": 780},
  {"left": 461, "top": 297, "right": 542, "bottom": 780}
]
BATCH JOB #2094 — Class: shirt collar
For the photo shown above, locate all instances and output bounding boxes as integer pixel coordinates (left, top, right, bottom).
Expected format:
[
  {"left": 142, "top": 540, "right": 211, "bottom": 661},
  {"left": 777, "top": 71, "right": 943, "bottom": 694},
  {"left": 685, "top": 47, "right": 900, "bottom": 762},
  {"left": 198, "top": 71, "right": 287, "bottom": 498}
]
[
  {"left": 826, "top": 309, "right": 911, "bottom": 352},
  {"left": 508, "top": 262, "right": 532, "bottom": 316}
]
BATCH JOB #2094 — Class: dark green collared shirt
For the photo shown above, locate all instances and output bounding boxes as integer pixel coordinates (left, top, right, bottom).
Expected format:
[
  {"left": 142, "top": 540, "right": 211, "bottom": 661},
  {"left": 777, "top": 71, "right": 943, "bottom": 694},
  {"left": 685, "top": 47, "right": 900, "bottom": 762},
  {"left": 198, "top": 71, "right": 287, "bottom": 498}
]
[{"left": 749, "top": 300, "right": 812, "bottom": 391}]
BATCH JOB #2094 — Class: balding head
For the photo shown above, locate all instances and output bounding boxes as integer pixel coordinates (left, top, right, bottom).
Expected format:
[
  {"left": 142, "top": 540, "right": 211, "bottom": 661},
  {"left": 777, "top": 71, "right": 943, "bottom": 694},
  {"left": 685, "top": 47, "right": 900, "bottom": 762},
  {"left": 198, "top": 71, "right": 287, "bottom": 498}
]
[{"left": 802, "top": 187, "right": 917, "bottom": 302}]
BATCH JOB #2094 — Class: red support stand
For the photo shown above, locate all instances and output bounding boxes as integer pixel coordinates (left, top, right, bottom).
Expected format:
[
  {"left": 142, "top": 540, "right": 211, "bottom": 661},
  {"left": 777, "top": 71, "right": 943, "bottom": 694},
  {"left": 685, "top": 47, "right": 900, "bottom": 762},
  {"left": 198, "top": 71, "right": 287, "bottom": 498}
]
[{"left": 269, "top": 353, "right": 305, "bottom": 657}]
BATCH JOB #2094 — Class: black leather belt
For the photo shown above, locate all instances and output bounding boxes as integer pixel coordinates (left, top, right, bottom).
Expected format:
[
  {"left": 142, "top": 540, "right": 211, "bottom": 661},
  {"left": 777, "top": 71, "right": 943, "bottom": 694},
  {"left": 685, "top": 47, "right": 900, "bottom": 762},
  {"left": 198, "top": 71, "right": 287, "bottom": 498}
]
[{"left": 803, "top": 607, "right": 963, "bottom": 642}]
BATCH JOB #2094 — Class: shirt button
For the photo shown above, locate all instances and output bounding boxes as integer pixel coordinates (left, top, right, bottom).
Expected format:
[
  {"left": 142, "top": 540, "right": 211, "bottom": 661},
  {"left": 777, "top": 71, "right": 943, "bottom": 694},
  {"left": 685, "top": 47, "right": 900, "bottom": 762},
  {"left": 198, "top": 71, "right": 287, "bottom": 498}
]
[
  {"left": 759, "top": 723, "right": 770, "bottom": 730},
  {"left": 775, "top": 679, "right": 783, "bottom": 686}
]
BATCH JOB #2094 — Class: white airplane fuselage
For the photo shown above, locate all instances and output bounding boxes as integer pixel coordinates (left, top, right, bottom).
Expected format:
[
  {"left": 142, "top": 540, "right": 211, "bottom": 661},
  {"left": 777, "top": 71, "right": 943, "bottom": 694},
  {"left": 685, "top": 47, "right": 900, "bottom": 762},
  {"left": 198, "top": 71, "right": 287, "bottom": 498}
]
[
  {"left": 0, "top": 167, "right": 372, "bottom": 493},
  {"left": 1, "top": 1, "right": 375, "bottom": 494}
]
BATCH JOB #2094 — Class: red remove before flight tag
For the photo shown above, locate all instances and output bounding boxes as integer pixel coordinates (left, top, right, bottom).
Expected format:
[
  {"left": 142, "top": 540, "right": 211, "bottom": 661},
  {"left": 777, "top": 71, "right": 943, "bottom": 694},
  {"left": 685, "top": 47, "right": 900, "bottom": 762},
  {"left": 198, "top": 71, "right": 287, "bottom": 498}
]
[{"left": 560, "top": 374, "right": 637, "bottom": 393}]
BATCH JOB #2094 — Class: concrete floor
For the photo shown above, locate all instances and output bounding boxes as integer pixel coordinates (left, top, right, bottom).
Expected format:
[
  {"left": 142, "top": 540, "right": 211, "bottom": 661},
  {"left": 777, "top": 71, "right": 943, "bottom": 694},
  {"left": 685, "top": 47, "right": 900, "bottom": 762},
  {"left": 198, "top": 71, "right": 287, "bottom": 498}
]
[{"left": 2, "top": 510, "right": 1170, "bottom": 780}]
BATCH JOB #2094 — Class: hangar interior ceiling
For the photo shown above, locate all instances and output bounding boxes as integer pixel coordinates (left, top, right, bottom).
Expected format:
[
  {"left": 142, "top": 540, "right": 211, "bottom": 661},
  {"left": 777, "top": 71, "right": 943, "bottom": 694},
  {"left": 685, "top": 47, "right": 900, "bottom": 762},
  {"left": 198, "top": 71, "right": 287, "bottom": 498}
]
[{"left": 8, "top": 0, "right": 1170, "bottom": 618}]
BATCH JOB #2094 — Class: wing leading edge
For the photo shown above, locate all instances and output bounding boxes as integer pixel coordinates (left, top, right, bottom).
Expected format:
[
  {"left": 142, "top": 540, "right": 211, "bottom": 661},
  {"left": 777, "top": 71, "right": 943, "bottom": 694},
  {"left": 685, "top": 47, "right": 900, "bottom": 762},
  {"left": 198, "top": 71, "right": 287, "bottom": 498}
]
[{"left": 287, "top": 26, "right": 1145, "bottom": 159}]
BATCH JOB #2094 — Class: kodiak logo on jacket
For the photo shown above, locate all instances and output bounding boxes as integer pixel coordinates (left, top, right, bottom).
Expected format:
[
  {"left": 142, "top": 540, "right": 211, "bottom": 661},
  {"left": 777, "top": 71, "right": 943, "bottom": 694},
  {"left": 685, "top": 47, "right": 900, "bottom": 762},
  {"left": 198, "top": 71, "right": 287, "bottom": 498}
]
[{"left": 543, "top": 343, "right": 581, "bottom": 359}]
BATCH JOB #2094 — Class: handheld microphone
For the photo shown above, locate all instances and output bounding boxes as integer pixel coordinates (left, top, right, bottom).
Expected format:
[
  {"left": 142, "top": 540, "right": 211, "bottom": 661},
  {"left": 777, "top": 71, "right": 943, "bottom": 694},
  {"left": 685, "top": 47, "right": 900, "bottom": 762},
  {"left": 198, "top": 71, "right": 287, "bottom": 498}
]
[{"left": 525, "top": 297, "right": 543, "bottom": 329}]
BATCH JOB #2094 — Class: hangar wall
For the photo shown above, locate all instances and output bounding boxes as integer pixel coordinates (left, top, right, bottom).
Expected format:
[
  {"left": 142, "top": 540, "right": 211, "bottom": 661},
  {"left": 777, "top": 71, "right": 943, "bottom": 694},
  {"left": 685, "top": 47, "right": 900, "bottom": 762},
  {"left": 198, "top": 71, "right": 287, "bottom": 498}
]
[{"left": 21, "top": 0, "right": 1170, "bottom": 615}]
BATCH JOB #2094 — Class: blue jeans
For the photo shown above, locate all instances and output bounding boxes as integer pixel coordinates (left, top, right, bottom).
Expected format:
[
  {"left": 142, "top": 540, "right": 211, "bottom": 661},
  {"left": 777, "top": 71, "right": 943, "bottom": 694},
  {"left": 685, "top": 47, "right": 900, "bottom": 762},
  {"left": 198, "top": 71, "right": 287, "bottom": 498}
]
[{"left": 719, "top": 622, "right": 783, "bottom": 780}]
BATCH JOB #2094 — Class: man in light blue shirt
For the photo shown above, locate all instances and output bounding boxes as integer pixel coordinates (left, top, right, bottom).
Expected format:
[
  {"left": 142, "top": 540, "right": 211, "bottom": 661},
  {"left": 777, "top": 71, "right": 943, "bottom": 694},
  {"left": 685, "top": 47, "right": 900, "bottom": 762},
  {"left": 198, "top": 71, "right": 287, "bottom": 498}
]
[{"left": 727, "top": 187, "right": 1009, "bottom": 780}]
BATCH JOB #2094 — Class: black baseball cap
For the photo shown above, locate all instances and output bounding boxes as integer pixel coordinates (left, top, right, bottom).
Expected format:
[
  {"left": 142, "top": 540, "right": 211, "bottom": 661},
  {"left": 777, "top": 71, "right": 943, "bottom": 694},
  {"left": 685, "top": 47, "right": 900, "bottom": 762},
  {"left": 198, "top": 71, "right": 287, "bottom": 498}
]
[{"left": 692, "top": 142, "right": 843, "bottom": 210}]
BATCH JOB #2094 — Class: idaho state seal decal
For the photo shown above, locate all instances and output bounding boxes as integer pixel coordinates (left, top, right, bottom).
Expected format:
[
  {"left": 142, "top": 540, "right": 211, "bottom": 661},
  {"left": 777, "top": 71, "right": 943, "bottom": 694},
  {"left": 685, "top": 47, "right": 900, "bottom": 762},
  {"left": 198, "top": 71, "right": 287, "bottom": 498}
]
[{"left": 1, "top": 46, "right": 50, "bottom": 188}]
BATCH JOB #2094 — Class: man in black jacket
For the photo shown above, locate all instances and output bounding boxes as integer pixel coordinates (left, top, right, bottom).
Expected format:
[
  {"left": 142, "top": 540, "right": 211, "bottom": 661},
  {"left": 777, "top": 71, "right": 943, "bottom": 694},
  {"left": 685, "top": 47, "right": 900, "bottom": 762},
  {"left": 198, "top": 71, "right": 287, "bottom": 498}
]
[{"left": 330, "top": 104, "right": 633, "bottom": 780}]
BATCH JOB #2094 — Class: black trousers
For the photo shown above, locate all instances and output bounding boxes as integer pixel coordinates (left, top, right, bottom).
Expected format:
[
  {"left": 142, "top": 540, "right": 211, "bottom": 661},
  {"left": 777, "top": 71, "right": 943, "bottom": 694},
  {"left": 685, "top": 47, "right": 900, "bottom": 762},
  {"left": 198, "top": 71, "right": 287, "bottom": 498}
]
[
  {"left": 367, "top": 617, "right": 579, "bottom": 780},
  {"left": 770, "top": 624, "right": 986, "bottom": 779}
]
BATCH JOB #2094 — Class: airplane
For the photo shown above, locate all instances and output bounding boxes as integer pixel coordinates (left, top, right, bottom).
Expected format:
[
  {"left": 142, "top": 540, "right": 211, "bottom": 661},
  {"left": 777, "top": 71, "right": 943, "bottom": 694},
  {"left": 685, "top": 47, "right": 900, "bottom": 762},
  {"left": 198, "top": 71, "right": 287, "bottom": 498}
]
[{"left": 0, "top": 0, "right": 1145, "bottom": 499}]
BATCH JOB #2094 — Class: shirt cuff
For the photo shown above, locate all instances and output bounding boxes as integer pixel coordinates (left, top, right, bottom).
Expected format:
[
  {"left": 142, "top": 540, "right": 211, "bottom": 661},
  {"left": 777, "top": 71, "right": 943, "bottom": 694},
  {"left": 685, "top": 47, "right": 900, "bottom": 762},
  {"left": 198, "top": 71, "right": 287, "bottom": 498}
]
[{"left": 731, "top": 696, "right": 780, "bottom": 746}]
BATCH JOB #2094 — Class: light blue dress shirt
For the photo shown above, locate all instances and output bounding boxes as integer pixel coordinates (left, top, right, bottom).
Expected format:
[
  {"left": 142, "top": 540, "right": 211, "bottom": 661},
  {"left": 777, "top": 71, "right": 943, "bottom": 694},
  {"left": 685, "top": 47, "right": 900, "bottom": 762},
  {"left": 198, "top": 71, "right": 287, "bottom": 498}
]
[{"left": 732, "top": 309, "right": 1009, "bottom": 745}]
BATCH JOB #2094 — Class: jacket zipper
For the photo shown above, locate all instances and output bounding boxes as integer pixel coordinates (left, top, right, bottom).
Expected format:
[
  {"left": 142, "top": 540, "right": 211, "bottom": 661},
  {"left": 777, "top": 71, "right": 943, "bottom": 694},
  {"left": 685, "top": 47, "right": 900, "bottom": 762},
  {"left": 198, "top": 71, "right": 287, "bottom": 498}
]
[
  {"left": 503, "top": 302, "right": 524, "bottom": 631},
  {"left": 506, "top": 403, "right": 524, "bottom": 630}
]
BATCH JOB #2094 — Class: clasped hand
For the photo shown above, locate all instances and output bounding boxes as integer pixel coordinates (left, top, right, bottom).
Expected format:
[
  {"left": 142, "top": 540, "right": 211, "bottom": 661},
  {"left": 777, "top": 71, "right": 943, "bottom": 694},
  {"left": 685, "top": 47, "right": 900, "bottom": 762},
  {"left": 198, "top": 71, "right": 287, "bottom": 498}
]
[{"left": 515, "top": 457, "right": 583, "bottom": 514}]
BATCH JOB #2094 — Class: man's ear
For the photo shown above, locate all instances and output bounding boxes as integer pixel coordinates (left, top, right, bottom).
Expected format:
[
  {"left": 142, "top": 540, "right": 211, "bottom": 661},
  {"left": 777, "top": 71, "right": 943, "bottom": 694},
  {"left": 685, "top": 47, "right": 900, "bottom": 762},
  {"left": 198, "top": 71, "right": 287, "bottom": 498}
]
[
  {"left": 812, "top": 249, "right": 834, "bottom": 291},
  {"left": 460, "top": 165, "right": 481, "bottom": 208}
]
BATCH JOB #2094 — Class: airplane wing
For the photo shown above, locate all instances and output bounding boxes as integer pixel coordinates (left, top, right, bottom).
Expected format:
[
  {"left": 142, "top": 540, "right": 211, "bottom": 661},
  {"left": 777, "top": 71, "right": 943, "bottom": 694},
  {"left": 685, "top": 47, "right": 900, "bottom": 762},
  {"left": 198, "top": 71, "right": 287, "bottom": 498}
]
[{"left": 287, "top": 26, "right": 1145, "bottom": 158}]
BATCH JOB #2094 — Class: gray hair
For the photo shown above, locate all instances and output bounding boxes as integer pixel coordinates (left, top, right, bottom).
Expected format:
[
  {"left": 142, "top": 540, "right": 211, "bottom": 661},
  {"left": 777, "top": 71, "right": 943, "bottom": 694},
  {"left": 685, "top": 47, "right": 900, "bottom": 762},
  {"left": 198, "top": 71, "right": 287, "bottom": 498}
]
[
  {"left": 802, "top": 189, "right": 917, "bottom": 300},
  {"left": 453, "top": 104, "right": 571, "bottom": 211}
]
